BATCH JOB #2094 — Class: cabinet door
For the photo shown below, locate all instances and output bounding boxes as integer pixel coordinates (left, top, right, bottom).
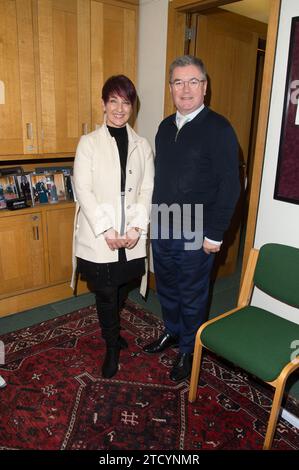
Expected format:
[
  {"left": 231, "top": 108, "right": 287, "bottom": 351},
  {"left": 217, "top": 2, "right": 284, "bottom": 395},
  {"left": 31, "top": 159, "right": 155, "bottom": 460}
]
[
  {"left": 0, "top": 0, "right": 37, "bottom": 155},
  {"left": 0, "top": 213, "right": 46, "bottom": 295},
  {"left": 46, "top": 206, "right": 74, "bottom": 283},
  {"left": 36, "top": 0, "right": 91, "bottom": 153},
  {"left": 91, "top": 0, "right": 137, "bottom": 129}
]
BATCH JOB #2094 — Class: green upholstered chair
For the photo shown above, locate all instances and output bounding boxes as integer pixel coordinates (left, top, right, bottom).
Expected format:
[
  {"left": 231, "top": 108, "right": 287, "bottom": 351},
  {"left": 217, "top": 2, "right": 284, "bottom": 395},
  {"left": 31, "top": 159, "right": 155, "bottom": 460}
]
[{"left": 188, "top": 243, "right": 299, "bottom": 450}]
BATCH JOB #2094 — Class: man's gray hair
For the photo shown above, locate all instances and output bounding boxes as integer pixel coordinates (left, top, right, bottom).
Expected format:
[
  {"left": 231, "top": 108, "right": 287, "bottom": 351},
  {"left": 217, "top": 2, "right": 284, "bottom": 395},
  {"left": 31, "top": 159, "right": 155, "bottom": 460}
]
[{"left": 169, "top": 55, "right": 207, "bottom": 82}]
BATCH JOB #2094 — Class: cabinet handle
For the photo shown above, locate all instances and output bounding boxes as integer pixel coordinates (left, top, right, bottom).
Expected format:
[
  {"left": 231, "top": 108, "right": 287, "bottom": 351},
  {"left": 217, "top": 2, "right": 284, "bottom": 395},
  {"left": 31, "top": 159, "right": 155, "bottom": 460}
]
[
  {"left": 82, "top": 123, "right": 88, "bottom": 135},
  {"left": 26, "top": 123, "right": 33, "bottom": 140},
  {"left": 32, "top": 226, "right": 39, "bottom": 240}
]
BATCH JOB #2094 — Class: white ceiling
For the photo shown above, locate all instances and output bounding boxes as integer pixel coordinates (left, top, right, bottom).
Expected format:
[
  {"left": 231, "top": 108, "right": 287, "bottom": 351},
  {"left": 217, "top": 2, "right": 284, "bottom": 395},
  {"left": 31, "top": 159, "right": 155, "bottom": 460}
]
[{"left": 220, "top": 0, "right": 270, "bottom": 24}]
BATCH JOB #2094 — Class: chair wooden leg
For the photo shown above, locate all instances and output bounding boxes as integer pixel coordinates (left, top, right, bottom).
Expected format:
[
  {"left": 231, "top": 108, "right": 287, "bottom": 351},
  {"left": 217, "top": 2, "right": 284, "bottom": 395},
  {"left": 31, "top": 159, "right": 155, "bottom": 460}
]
[
  {"left": 188, "top": 336, "right": 203, "bottom": 402},
  {"left": 263, "top": 381, "right": 285, "bottom": 450}
]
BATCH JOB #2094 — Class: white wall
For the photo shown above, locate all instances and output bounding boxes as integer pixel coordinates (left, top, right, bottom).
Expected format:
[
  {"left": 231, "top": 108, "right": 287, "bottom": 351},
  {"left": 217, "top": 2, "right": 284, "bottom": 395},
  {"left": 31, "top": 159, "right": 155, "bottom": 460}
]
[
  {"left": 137, "top": 0, "right": 168, "bottom": 272},
  {"left": 252, "top": 0, "right": 299, "bottom": 323},
  {"left": 137, "top": 0, "right": 168, "bottom": 149}
]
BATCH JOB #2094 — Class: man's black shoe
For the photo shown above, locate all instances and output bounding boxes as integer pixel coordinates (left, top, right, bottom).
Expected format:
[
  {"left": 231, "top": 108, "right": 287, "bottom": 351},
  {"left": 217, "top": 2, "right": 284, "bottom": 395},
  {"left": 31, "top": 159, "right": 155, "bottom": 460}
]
[
  {"left": 170, "top": 352, "right": 192, "bottom": 382},
  {"left": 143, "top": 332, "right": 179, "bottom": 354}
]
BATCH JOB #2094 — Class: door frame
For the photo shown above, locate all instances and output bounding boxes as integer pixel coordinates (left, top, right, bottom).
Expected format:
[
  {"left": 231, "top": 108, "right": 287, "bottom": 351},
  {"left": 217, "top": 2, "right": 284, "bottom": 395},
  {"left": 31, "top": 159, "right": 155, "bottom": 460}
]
[{"left": 164, "top": 0, "right": 281, "bottom": 282}]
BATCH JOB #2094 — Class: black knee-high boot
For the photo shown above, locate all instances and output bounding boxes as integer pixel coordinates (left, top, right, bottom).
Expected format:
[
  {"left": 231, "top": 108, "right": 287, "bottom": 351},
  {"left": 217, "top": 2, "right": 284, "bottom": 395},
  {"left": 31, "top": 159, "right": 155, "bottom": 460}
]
[{"left": 95, "top": 285, "right": 127, "bottom": 378}]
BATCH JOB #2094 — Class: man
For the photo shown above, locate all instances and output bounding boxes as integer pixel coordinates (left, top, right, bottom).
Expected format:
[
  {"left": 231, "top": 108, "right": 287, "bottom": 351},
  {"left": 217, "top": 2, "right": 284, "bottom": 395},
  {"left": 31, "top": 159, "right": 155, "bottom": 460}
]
[{"left": 143, "top": 55, "right": 240, "bottom": 382}]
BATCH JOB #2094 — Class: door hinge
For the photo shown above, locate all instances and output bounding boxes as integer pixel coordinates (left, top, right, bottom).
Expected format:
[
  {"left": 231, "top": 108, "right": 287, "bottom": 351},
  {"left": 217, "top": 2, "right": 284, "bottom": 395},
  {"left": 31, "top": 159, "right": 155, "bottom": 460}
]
[{"left": 185, "top": 27, "right": 195, "bottom": 41}]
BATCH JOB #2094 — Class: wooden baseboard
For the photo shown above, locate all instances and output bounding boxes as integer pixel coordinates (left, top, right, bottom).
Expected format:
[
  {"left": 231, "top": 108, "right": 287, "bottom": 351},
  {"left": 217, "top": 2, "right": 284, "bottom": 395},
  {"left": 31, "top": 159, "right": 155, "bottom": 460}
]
[
  {"left": 0, "top": 273, "right": 156, "bottom": 319},
  {"left": 0, "top": 279, "right": 88, "bottom": 318}
]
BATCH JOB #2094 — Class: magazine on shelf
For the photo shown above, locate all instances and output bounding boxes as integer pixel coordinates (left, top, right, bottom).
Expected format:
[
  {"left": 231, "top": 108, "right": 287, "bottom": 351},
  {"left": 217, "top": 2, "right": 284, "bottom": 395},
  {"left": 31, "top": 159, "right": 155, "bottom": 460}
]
[
  {"left": 31, "top": 172, "right": 67, "bottom": 205},
  {"left": 0, "top": 175, "right": 19, "bottom": 209}
]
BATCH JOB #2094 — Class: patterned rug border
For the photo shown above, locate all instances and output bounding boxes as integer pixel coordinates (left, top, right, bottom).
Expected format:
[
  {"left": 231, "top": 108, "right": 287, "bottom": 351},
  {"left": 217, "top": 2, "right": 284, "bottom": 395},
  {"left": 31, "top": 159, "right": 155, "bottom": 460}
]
[{"left": 0, "top": 298, "right": 298, "bottom": 449}]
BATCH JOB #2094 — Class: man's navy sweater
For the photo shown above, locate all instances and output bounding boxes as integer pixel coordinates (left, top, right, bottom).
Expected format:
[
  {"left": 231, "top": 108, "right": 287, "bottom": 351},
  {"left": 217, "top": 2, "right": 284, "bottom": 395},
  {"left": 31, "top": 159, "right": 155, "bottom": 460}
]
[{"left": 152, "top": 107, "right": 241, "bottom": 242}]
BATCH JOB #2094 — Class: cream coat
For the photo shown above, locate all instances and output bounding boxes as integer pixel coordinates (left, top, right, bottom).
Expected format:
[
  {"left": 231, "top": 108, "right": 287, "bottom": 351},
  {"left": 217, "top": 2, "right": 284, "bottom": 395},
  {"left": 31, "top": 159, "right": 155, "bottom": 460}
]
[{"left": 71, "top": 123, "right": 154, "bottom": 296}]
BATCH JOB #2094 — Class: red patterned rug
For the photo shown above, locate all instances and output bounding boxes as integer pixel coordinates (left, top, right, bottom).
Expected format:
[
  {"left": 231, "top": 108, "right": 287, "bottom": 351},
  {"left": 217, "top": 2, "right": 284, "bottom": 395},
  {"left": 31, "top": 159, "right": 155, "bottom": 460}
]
[{"left": 0, "top": 300, "right": 298, "bottom": 450}]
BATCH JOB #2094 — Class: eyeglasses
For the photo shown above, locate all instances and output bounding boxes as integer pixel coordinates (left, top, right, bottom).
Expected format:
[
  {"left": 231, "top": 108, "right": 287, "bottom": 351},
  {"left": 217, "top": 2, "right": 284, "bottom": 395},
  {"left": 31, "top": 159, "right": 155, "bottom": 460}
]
[{"left": 170, "top": 78, "right": 206, "bottom": 90}]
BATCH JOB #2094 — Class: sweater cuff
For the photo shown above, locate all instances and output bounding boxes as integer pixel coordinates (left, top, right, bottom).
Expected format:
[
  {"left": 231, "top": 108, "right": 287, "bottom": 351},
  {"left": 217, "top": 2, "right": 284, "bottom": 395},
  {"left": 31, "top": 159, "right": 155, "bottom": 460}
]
[{"left": 205, "top": 229, "right": 224, "bottom": 243}]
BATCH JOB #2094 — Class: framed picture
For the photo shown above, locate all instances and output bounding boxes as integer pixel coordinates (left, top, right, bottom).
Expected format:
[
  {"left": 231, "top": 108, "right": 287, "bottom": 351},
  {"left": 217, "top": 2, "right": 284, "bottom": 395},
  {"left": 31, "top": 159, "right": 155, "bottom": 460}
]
[
  {"left": 274, "top": 16, "right": 299, "bottom": 205},
  {"left": 15, "top": 174, "right": 34, "bottom": 206},
  {"left": 31, "top": 173, "right": 67, "bottom": 205},
  {"left": 0, "top": 175, "right": 19, "bottom": 209},
  {"left": 64, "top": 174, "right": 75, "bottom": 201}
]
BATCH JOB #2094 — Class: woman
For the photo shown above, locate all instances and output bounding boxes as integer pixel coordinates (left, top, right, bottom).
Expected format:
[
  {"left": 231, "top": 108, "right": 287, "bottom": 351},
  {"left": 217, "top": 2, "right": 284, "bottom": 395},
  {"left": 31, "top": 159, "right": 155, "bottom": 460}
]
[{"left": 71, "top": 75, "right": 154, "bottom": 379}]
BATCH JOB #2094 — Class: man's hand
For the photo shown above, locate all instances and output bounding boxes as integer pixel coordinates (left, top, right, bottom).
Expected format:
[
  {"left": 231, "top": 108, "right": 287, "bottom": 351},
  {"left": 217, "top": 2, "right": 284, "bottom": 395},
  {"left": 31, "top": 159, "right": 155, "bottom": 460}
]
[
  {"left": 203, "top": 238, "right": 221, "bottom": 255},
  {"left": 104, "top": 228, "right": 127, "bottom": 251}
]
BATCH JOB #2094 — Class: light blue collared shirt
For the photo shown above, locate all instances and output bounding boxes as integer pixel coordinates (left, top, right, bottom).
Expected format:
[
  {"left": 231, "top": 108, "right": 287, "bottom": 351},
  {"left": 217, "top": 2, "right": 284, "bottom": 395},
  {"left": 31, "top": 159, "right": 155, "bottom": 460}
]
[{"left": 175, "top": 104, "right": 205, "bottom": 128}]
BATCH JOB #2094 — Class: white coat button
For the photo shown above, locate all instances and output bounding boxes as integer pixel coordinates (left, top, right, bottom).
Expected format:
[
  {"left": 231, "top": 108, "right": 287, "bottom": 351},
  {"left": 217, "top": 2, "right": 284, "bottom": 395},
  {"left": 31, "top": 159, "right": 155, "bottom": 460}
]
[
  {"left": 129, "top": 170, "right": 132, "bottom": 174},
  {"left": 128, "top": 188, "right": 132, "bottom": 192}
]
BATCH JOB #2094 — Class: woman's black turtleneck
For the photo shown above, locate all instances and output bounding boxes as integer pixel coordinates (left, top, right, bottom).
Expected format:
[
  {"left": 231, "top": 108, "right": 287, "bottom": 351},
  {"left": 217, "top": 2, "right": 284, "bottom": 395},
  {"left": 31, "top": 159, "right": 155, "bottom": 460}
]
[{"left": 107, "top": 125, "right": 128, "bottom": 192}]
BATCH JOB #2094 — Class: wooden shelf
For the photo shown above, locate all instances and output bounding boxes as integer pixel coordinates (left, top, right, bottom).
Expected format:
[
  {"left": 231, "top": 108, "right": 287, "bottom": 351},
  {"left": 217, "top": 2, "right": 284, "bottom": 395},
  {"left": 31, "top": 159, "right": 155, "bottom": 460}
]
[{"left": 0, "top": 200, "right": 75, "bottom": 219}]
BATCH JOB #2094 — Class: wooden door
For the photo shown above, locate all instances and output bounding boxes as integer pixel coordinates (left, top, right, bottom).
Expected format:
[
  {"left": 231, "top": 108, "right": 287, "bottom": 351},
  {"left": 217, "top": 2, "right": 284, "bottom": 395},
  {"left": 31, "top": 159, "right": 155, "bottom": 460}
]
[
  {"left": 0, "top": 212, "right": 46, "bottom": 295},
  {"left": 193, "top": 10, "right": 262, "bottom": 276},
  {"left": 0, "top": 0, "right": 37, "bottom": 156},
  {"left": 46, "top": 206, "right": 74, "bottom": 283},
  {"left": 36, "top": 0, "right": 91, "bottom": 153},
  {"left": 91, "top": 0, "right": 138, "bottom": 129}
]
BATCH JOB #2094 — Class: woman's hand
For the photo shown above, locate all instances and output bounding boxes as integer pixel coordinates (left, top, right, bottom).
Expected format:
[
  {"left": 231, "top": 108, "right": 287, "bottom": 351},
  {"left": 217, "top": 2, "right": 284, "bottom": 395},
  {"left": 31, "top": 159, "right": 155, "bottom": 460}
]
[
  {"left": 103, "top": 228, "right": 127, "bottom": 251},
  {"left": 123, "top": 228, "right": 141, "bottom": 249}
]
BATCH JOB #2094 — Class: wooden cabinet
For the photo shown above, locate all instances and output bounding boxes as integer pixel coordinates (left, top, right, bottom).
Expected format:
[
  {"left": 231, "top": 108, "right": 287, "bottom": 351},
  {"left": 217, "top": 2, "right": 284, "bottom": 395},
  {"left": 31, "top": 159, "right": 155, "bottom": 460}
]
[
  {"left": 46, "top": 205, "right": 74, "bottom": 283},
  {"left": 0, "top": 211, "right": 46, "bottom": 296},
  {"left": 0, "top": 0, "right": 138, "bottom": 159},
  {"left": 91, "top": 0, "right": 138, "bottom": 128},
  {"left": 0, "top": 202, "right": 87, "bottom": 317},
  {"left": 36, "top": 0, "right": 91, "bottom": 153},
  {"left": 0, "top": 0, "right": 37, "bottom": 155}
]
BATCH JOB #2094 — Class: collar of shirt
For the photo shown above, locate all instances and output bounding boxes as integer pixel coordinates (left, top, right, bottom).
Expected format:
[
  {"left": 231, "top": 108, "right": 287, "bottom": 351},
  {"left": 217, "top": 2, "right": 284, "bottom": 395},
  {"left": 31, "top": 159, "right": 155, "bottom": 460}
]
[{"left": 176, "top": 104, "right": 205, "bottom": 128}]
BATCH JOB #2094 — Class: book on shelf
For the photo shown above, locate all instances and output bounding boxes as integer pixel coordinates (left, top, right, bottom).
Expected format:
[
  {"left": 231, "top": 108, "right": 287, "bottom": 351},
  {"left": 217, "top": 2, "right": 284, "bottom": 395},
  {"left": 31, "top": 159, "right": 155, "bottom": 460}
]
[{"left": 0, "top": 175, "right": 19, "bottom": 209}]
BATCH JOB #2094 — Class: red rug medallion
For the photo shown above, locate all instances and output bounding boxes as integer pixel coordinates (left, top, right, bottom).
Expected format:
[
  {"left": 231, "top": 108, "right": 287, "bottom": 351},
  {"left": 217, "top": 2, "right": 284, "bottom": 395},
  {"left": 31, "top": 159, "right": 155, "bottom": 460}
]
[{"left": 0, "top": 300, "right": 298, "bottom": 450}]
